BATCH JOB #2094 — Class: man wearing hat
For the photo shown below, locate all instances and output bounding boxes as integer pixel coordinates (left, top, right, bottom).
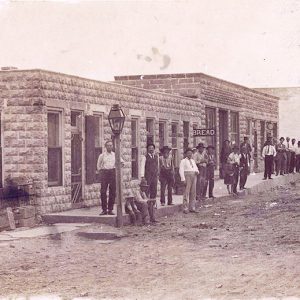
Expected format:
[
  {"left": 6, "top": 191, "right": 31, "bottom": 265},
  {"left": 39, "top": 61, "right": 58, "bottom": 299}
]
[
  {"left": 193, "top": 142, "right": 208, "bottom": 200},
  {"left": 239, "top": 146, "right": 250, "bottom": 189},
  {"left": 276, "top": 137, "right": 286, "bottom": 176},
  {"left": 141, "top": 143, "right": 159, "bottom": 206},
  {"left": 179, "top": 148, "right": 199, "bottom": 213},
  {"left": 159, "top": 146, "right": 174, "bottom": 206},
  {"left": 203, "top": 145, "right": 216, "bottom": 198},
  {"left": 131, "top": 179, "right": 156, "bottom": 224}
]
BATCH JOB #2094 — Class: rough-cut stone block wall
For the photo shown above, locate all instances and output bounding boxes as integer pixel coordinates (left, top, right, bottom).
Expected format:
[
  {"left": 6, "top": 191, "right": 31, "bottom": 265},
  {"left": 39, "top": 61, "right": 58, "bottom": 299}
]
[
  {"left": 0, "top": 72, "right": 49, "bottom": 212},
  {"left": 0, "top": 70, "right": 204, "bottom": 213}
]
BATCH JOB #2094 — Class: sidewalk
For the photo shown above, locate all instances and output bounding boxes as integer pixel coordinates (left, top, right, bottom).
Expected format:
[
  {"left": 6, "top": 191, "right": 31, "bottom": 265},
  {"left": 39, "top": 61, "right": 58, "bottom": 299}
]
[{"left": 42, "top": 172, "right": 300, "bottom": 226}]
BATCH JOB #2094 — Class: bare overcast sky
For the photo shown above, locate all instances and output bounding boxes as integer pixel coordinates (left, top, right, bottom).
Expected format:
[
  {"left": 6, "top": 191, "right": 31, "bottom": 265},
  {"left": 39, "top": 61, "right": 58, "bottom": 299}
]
[{"left": 0, "top": 0, "right": 300, "bottom": 87}]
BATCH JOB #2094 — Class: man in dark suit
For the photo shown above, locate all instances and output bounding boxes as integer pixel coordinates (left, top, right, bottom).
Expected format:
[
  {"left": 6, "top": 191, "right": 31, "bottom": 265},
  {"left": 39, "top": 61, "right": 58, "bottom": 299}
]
[{"left": 239, "top": 146, "right": 250, "bottom": 190}]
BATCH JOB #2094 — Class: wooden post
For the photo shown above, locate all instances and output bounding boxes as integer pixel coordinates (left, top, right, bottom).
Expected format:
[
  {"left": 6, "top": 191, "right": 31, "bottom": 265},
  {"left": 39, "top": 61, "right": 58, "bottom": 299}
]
[{"left": 115, "top": 133, "right": 123, "bottom": 228}]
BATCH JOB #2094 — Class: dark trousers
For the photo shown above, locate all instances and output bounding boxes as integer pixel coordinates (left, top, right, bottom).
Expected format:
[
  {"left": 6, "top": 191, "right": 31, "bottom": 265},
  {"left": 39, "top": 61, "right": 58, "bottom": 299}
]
[
  {"left": 239, "top": 167, "right": 248, "bottom": 189},
  {"left": 232, "top": 166, "right": 239, "bottom": 194},
  {"left": 203, "top": 178, "right": 214, "bottom": 198},
  {"left": 276, "top": 153, "right": 286, "bottom": 175},
  {"left": 145, "top": 176, "right": 158, "bottom": 199},
  {"left": 264, "top": 155, "right": 274, "bottom": 179},
  {"left": 100, "top": 169, "right": 116, "bottom": 212},
  {"left": 196, "top": 166, "right": 207, "bottom": 199},
  {"left": 160, "top": 171, "right": 174, "bottom": 204},
  {"left": 289, "top": 152, "right": 296, "bottom": 173},
  {"left": 296, "top": 155, "right": 300, "bottom": 172},
  {"left": 285, "top": 152, "right": 291, "bottom": 174}
]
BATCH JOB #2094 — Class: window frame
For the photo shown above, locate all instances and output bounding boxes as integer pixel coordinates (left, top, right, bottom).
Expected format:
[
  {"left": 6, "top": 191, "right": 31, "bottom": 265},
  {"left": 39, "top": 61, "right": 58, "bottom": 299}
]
[
  {"left": 230, "top": 111, "right": 239, "bottom": 146},
  {"left": 171, "top": 121, "right": 179, "bottom": 168},
  {"left": 131, "top": 117, "right": 139, "bottom": 180},
  {"left": 146, "top": 118, "right": 155, "bottom": 146},
  {"left": 47, "top": 109, "right": 63, "bottom": 187},
  {"left": 93, "top": 112, "right": 104, "bottom": 183},
  {"left": 183, "top": 121, "right": 190, "bottom": 151},
  {"left": 159, "top": 120, "right": 167, "bottom": 150}
]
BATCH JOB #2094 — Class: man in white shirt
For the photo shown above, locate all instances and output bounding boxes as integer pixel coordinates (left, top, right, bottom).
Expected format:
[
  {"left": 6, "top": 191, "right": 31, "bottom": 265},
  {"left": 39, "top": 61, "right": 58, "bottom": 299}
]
[
  {"left": 262, "top": 139, "right": 276, "bottom": 180},
  {"left": 97, "top": 140, "right": 123, "bottom": 215},
  {"left": 179, "top": 148, "right": 199, "bottom": 213}
]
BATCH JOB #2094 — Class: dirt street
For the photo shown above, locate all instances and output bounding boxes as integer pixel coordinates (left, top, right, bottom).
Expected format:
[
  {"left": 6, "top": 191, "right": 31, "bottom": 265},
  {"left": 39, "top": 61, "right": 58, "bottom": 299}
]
[{"left": 0, "top": 182, "right": 300, "bottom": 300}]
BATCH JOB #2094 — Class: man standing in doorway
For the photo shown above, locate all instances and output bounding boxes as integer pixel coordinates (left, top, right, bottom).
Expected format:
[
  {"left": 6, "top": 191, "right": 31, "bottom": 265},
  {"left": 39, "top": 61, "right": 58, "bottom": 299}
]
[
  {"left": 141, "top": 144, "right": 159, "bottom": 221},
  {"left": 97, "top": 140, "right": 122, "bottom": 215},
  {"left": 262, "top": 139, "right": 276, "bottom": 180}
]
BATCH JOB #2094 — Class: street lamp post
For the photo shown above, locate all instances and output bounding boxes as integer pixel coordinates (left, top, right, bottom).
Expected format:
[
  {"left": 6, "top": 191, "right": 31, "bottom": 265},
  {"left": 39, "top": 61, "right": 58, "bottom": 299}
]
[{"left": 108, "top": 104, "right": 126, "bottom": 228}]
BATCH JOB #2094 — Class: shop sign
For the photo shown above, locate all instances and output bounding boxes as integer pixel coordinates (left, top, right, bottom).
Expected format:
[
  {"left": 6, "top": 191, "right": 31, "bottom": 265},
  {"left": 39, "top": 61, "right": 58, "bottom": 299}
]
[{"left": 193, "top": 128, "right": 216, "bottom": 137}]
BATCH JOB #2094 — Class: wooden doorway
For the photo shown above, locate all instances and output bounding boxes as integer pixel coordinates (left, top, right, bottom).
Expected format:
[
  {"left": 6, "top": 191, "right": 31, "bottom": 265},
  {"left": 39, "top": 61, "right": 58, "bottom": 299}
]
[
  {"left": 219, "top": 110, "right": 228, "bottom": 150},
  {"left": 71, "top": 111, "right": 83, "bottom": 207}
]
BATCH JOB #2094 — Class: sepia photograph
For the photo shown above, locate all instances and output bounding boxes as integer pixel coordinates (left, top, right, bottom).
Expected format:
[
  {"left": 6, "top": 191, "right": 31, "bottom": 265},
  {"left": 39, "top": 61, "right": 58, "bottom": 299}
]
[{"left": 0, "top": 0, "right": 299, "bottom": 299}]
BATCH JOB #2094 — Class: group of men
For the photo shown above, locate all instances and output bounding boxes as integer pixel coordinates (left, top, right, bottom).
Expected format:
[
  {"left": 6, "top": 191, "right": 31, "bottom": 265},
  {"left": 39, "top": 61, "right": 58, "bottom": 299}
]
[
  {"left": 96, "top": 135, "right": 300, "bottom": 223},
  {"left": 262, "top": 136, "right": 300, "bottom": 179},
  {"left": 97, "top": 141, "right": 175, "bottom": 224}
]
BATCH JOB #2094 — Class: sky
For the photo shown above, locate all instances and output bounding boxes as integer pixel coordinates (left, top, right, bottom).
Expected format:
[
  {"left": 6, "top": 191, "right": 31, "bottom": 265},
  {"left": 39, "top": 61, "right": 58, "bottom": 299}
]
[{"left": 0, "top": 0, "right": 300, "bottom": 88}]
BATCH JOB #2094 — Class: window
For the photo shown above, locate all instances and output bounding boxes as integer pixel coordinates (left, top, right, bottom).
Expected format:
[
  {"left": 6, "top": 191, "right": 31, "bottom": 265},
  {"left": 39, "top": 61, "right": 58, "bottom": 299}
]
[
  {"left": 131, "top": 118, "right": 139, "bottom": 179},
  {"left": 230, "top": 111, "right": 239, "bottom": 146},
  {"left": 159, "top": 121, "right": 166, "bottom": 149},
  {"left": 183, "top": 121, "right": 189, "bottom": 151},
  {"left": 94, "top": 114, "right": 103, "bottom": 182},
  {"left": 171, "top": 122, "right": 179, "bottom": 168},
  {"left": 48, "top": 111, "right": 62, "bottom": 186},
  {"left": 205, "top": 107, "right": 216, "bottom": 148},
  {"left": 146, "top": 118, "right": 155, "bottom": 145},
  {"left": 246, "top": 119, "right": 251, "bottom": 136},
  {"left": 193, "top": 123, "right": 198, "bottom": 148}
]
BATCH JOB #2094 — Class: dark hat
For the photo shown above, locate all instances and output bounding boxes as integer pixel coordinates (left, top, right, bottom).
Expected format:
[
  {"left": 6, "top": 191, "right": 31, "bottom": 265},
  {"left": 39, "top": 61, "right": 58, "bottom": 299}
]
[
  {"left": 206, "top": 145, "right": 215, "bottom": 150},
  {"left": 196, "top": 142, "right": 205, "bottom": 149},
  {"left": 160, "top": 145, "right": 172, "bottom": 153},
  {"left": 280, "top": 137, "right": 285, "bottom": 141},
  {"left": 140, "top": 178, "right": 149, "bottom": 187},
  {"left": 146, "top": 143, "right": 155, "bottom": 149},
  {"left": 184, "top": 147, "right": 194, "bottom": 154}
]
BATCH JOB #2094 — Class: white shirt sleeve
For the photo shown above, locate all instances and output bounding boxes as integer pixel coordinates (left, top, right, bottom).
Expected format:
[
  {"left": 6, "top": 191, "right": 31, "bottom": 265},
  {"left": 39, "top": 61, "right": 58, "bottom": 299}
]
[
  {"left": 262, "top": 146, "right": 266, "bottom": 158},
  {"left": 140, "top": 155, "right": 146, "bottom": 177},
  {"left": 97, "top": 153, "right": 104, "bottom": 171},
  {"left": 179, "top": 159, "right": 185, "bottom": 181}
]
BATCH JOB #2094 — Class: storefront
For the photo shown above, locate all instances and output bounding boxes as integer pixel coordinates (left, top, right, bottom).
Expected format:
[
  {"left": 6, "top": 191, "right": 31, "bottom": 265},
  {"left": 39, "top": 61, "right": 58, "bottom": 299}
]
[{"left": 0, "top": 69, "right": 279, "bottom": 214}]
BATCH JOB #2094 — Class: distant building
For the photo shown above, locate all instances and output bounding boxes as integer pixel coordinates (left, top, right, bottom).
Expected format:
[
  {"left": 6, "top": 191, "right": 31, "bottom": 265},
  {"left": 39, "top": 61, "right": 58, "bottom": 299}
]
[
  {"left": 0, "top": 69, "right": 278, "bottom": 214},
  {"left": 255, "top": 87, "right": 300, "bottom": 141}
]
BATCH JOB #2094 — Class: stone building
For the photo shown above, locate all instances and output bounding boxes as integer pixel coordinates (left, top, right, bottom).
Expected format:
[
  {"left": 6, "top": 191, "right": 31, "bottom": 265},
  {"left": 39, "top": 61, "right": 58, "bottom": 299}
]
[
  {"left": 115, "top": 73, "right": 279, "bottom": 170},
  {"left": 0, "top": 69, "right": 278, "bottom": 214}
]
